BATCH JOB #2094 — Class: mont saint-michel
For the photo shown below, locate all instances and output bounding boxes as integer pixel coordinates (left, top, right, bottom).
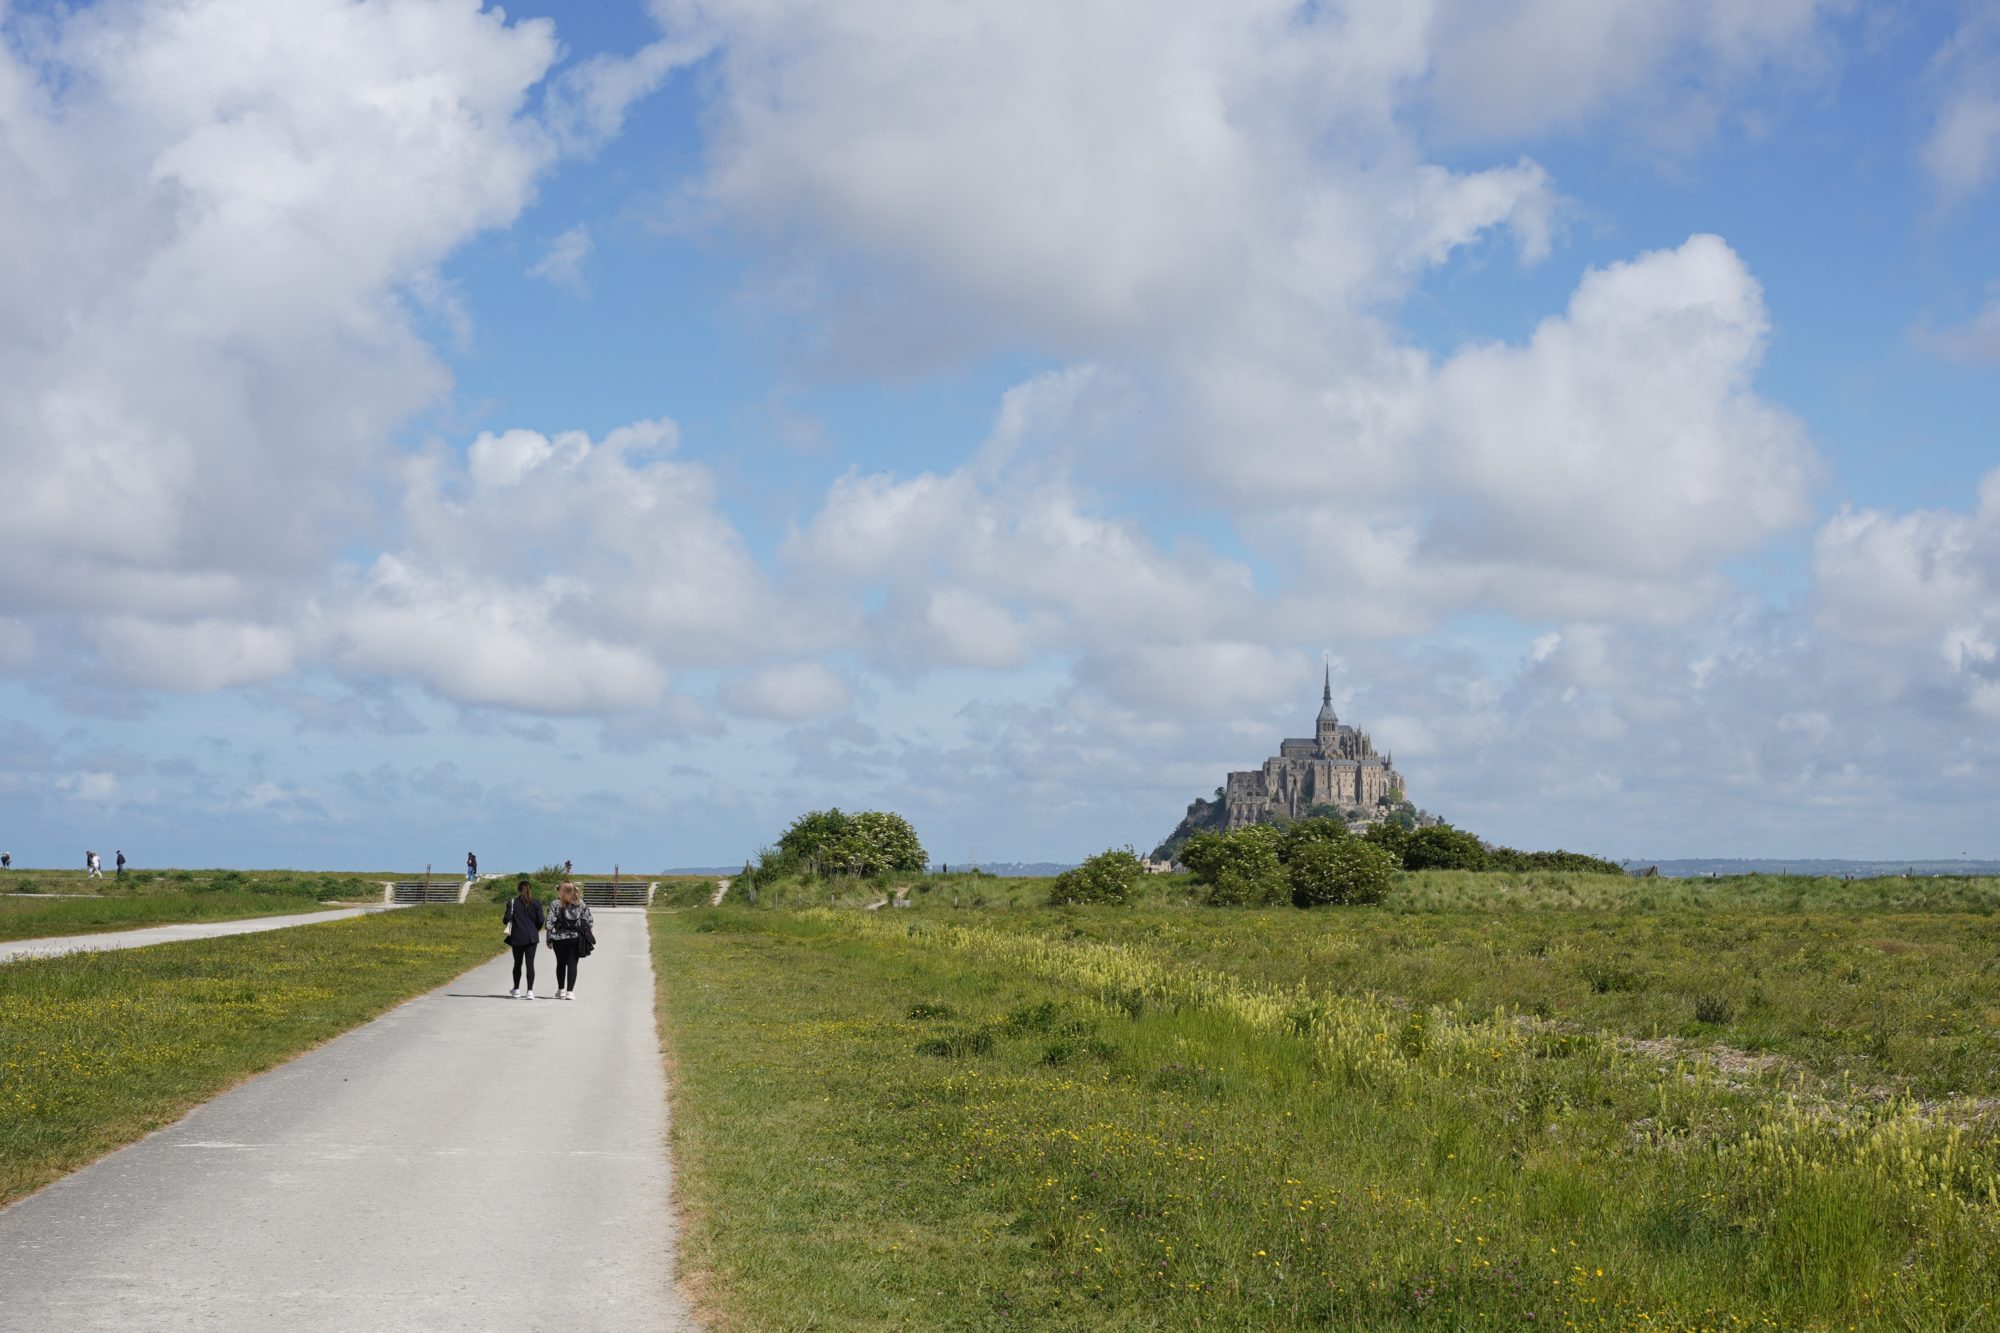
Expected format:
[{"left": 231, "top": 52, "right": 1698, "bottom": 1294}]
[{"left": 1222, "top": 668, "right": 1406, "bottom": 828}]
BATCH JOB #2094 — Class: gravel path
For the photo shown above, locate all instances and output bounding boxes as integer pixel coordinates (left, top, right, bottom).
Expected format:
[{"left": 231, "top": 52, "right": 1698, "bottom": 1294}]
[
  {"left": 0, "top": 908, "right": 697, "bottom": 1332},
  {"left": 0, "top": 904, "right": 399, "bottom": 965}
]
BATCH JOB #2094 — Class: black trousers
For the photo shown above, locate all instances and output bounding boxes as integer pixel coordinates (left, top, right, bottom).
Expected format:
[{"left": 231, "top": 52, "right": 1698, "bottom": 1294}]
[
  {"left": 511, "top": 943, "right": 537, "bottom": 989},
  {"left": 552, "top": 941, "right": 582, "bottom": 991}
]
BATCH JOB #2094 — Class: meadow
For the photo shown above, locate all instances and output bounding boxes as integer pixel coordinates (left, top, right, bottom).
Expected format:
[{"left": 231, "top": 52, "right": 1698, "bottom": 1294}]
[
  {"left": 0, "top": 867, "right": 400, "bottom": 941},
  {"left": 654, "top": 873, "right": 2000, "bottom": 1331},
  {"left": 0, "top": 907, "right": 501, "bottom": 1205}
]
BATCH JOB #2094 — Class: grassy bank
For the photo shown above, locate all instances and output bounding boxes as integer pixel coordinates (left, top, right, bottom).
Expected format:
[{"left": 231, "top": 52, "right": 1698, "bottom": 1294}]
[
  {"left": 655, "top": 905, "right": 2000, "bottom": 1331},
  {"left": 0, "top": 907, "right": 500, "bottom": 1205},
  {"left": 0, "top": 891, "right": 350, "bottom": 943}
]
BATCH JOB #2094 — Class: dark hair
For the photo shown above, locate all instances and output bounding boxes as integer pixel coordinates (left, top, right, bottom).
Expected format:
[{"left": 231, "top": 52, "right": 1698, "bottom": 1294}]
[{"left": 517, "top": 877, "right": 531, "bottom": 891}]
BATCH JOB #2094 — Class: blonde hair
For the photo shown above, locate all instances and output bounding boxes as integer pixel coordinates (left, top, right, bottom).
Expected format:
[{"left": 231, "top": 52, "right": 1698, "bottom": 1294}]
[{"left": 558, "top": 881, "right": 581, "bottom": 905}]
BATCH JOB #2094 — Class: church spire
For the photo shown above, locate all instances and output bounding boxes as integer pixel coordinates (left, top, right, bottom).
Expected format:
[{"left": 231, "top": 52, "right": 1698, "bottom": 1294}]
[
  {"left": 1316, "top": 661, "right": 1337, "bottom": 729},
  {"left": 1322, "top": 662, "right": 1331, "bottom": 708}
]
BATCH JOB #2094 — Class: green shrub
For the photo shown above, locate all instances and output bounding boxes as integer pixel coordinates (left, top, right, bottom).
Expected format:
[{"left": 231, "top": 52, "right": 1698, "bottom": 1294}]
[
  {"left": 1288, "top": 839, "right": 1398, "bottom": 908},
  {"left": 1182, "top": 830, "right": 1287, "bottom": 907},
  {"left": 1361, "top": 821, "right": 1411, "bottom": 864},
  {"left": 1488, "top": 847, "right": 1626, "bottom": 875},
  {"left": 1047, "top": 848, "right": 1145, "bottom": 906},
  {"left": 1694, "top": 994, "right": 1736, "bottom": 1025},
  {"left": 1400, "top": 824, "right": 1491, "bottom": 872},
  {"left": 1277, "top": 817, "right": 1350, "bottom": 865},
  {"left": 774, "top": 808, "right": 928, "bottom": 877}
]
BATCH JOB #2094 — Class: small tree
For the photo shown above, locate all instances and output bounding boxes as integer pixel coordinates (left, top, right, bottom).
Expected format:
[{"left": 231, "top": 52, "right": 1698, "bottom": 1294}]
[
  {"left": 1047, "top": 848, "right": 1146, "bottom": 906},
  {"left": 1401, "top": 824, "right": 1490, "bottom": 872},
  {"left": 1290, "top": 839, "right": 1397, "bottom": 907}
]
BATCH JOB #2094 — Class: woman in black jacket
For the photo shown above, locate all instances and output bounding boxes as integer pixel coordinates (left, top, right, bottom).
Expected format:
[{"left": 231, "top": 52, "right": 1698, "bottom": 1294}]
[
  {"left": 502, "top": 878, "right": 545, "bottom": 1000},
  {"left": 546, "top": 882, "right": 594, "bottom": 1001}
]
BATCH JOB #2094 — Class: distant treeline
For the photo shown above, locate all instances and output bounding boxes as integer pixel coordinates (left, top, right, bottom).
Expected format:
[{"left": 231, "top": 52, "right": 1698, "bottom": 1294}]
[{"left": 1622, "top": 858, "right": 2000, "bottom": 878}]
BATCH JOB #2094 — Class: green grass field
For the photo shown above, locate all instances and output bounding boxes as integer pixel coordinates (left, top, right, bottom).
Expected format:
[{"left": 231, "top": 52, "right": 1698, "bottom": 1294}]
[
  {"left": 0, "top": 907, "right": 501, "bottom": 1206},
  {"left": 0, "top": 890, "right": 351, "bottom": 943},
  {"left": 654, "top": 883, "right": 2000, "bottom": 1331}
]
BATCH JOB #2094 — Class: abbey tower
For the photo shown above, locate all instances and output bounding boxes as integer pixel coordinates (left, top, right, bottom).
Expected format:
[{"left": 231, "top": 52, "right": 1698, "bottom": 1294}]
[{"left": 1222, "top": 668, "right": 1405, "bottom": 829}]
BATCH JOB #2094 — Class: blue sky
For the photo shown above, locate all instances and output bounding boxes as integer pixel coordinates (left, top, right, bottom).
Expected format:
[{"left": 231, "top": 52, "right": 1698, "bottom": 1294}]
[{"left": 2, "top": 0, "right": 1998, "bottom": 871}]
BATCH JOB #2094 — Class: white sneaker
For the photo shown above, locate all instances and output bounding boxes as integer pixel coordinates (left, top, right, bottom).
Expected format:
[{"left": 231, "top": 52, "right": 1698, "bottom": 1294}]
[
  {"left": 524, "top": 990, "right": 537, "bottom": 1001},
  {"left": 510, "top": 987, "right": 520, "bottom": 998},
  {"left": 555, "top": 989, "right": 567, "bottom": 1000}
]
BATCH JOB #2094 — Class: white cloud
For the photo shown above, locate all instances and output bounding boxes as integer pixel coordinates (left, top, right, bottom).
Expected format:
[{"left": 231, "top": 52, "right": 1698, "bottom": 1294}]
[
  {"left": 663, "top": 0, "right": 1552, "bottom": 362},
  {"left": 1424, "top": 0, "right": 1843, "bottom": 146},
  {"left": 58, "top": 772, "right": 120, "bottom": 803},
  {"left": 1421, "top": 234, "right": 1815, "bottom": 579},
  {"left": 1919, "top": 286, "right": 2000, "bottom": 364},
  {"left": 528, "top": 224, "right": 593, "bottom": 291},
  {"left": 328, "top": 555, "right": 670, "bottom": 715},
  {"left": 1921, "top": 14, "right": 2000, "bottom": 203},
  {"left": 786, "top": 369, "right": 1260, "bottom": 672},
  {"left": 0, "top": 1, "right": 690, "bottom": 700},
  {"left": 1813, "top": 467, "right": 2000, "bottom": 717},
  {"left": 718, "top": 662, "right": 851, "bottom": 722}
]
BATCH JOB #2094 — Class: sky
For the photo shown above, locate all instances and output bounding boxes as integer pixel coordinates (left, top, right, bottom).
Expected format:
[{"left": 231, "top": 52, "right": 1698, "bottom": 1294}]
[{"left": 2, "top": 0, "right": 1998, "bottom": 872}]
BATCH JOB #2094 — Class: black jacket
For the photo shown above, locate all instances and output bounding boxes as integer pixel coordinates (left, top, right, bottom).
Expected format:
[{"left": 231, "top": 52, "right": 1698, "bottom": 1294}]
[{"left": 503, "top": 895, "right": 544, "bottom": 948}]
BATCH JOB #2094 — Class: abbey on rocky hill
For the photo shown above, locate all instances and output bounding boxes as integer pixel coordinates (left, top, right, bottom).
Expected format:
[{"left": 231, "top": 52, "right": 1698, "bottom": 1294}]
[{"left": 1223, "top": 668, "right": 1406, "bottom": 829}]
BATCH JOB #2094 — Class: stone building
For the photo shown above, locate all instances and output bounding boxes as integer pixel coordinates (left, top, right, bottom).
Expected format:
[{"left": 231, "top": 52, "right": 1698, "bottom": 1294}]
[{"left": 1223, "top": 669, "right": 1405, "bottom": 829}]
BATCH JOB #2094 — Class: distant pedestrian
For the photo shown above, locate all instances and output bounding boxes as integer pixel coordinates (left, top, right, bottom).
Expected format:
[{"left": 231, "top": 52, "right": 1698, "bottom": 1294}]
[
  {"left": 546, "top": 882, "right": 594, "bottom": 1001},
  {"left": 502, "top": 877, "right": 545, "bottom": 1000},
  {"left": 466, "top": 851, "right": 477, "bottom": 885},
  {"left": 115, "top": 850, "right": 126, "bottom": 879},
  {"left": 86, "top": 850, "right": 102, "bottom": 879},
  {"left": 1, "top": 852, "right": 10, "bottom": 869},
  {"left": 563, "top": 859, "right": 572, "bottom": 876}
]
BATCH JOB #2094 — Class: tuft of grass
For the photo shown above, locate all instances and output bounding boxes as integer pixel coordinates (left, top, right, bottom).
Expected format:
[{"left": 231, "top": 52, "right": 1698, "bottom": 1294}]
[{"left": 0, "top": 907, "right": 500, "bottom": 1205}]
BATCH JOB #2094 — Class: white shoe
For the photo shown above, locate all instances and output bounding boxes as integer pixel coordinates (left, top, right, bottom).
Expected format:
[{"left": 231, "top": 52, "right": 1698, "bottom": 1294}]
[
  {"left": 510, "top": 987, "right": 520, "bottom": 998},
  {"left": 524, "top": 990, "right": 537, "bottom": 1000}
]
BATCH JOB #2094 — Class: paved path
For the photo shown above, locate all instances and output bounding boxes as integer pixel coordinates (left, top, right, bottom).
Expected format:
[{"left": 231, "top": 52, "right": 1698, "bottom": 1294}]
[
  {"left": 0, "top": 910, "right": 696, "bottom": 1332},
  {"left": 0, "top": 904, "right": 398, "bottom": 964}
]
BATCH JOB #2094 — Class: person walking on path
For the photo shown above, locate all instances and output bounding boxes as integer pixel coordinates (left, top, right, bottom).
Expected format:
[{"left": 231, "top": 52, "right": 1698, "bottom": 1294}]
[
  {"left": 502, "top": 877, "right": 545, "bottom": 1000},
  {"left": 466, "top": 851, "right": 477, "bottom": 885},
  {"left": 86, "top": 850, "right": 102, "bottom": 879},
  {"left": 115, "top": 849, "right": 126, "bottom": 879},
  {"left": 546, "top": 882, "right": 594, "bottom": 1001}
]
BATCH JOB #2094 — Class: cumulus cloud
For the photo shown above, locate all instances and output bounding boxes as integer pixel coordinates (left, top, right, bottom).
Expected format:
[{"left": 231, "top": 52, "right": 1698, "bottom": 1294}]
[
  {"left": 0, "top": 1, "right": 706, "bottom": 709},
  {"left": 1420, "top": 234, "right": 1815, "bottom": 578},
  {"left": 786, "top": 369, "right": 1261, "bottom": 674},
  {"left": 662, "top": 0, "right": 1554, "bottom": 363}
]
